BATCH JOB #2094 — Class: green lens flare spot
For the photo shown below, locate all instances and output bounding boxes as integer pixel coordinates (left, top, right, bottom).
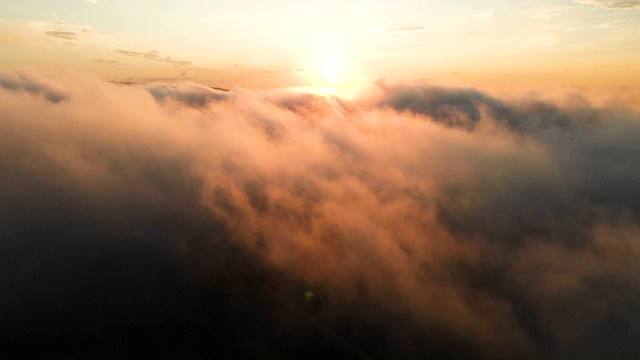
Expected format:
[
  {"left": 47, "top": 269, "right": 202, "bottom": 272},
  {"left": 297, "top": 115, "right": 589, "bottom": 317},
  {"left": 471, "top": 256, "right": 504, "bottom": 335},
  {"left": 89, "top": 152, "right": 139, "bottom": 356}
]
[{"left": 305, "top": 291, "right": 314, "bottom": 302}]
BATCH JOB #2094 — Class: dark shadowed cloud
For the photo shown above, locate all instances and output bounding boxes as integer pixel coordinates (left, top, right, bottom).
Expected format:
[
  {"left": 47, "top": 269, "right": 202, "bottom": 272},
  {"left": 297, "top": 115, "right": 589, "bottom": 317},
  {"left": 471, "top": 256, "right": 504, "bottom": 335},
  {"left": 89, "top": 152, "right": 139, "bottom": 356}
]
[
  {"left": 0, "top": 72, "right": 66, "bottom": 102},
  {"left": 1, "top": 70, "right": 640, "bottom": 359}
]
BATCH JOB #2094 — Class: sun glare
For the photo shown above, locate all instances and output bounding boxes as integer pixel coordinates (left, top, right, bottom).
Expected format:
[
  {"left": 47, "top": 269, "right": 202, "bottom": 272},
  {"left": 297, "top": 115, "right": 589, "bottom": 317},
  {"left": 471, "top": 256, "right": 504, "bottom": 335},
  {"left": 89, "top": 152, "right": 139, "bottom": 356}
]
[{"left": 321, "top": 57, "right": 342, "bottom": 84}]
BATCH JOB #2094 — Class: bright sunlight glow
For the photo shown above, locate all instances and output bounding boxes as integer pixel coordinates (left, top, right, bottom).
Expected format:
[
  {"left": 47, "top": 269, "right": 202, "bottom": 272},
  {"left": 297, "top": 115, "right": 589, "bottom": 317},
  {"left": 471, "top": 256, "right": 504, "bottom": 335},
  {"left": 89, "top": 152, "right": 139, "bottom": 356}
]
[{"left": 321, "top": 57, "right": 343, "bottom": 84}]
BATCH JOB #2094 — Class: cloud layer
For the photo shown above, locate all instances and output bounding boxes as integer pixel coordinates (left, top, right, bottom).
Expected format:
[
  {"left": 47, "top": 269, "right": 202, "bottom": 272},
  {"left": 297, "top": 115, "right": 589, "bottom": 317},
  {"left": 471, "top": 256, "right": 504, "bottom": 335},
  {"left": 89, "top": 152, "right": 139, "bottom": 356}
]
[{"left": 1, "top": 70, "right": 640, "bottom": 359}]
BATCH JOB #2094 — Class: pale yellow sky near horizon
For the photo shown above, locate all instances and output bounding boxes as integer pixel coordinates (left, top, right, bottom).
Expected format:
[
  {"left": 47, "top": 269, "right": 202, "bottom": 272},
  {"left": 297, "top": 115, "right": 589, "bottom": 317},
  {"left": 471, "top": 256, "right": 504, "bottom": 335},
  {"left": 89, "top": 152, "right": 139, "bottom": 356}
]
[{"left": 1, "top": 0, "right": 639, "bottom": 89}]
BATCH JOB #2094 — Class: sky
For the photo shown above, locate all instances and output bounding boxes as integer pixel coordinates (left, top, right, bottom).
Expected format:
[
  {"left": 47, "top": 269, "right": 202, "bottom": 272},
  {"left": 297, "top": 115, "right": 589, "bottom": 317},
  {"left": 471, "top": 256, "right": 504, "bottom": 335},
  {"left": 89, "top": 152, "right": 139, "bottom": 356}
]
[
  {"left": 2, "top": 2, "right": 640, "bottom": 360},
  {"left": 1, "top": 0, "right": 640, "bottom": 88}
]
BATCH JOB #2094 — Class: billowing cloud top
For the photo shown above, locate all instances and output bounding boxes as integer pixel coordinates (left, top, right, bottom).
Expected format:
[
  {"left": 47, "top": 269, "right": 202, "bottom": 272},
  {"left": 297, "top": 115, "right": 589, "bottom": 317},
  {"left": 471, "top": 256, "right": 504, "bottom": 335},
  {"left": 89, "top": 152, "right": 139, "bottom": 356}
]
[{"left": 1, "top": 70, "right": 640, "bottom": 359}]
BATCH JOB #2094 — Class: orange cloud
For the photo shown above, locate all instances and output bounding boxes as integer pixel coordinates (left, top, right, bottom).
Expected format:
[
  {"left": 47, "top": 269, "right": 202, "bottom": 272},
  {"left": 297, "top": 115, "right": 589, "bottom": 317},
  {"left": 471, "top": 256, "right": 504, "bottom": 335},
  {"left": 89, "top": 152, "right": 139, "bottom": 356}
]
[{"left": 2, "top": 69, "right": 640, "bottom": 359}]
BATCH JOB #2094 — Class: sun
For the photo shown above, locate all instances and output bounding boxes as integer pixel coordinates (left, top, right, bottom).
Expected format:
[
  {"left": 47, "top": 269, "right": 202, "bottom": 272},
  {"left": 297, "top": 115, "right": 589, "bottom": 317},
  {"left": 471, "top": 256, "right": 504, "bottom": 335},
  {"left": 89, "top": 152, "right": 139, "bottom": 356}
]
[{"left": 321, "top": 57, "right": 342, "bottom": 84}]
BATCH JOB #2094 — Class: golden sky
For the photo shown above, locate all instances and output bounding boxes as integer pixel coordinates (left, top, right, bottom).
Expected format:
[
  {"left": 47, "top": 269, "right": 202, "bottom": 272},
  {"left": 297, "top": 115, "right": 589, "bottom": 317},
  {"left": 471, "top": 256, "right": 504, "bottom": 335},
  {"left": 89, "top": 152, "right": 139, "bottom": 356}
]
[
  {"left": 4, "top": 3, "right": 640, "bottom": 360},
  {"left": 1, "top": 0, "right": 639, "bottom": 88}
]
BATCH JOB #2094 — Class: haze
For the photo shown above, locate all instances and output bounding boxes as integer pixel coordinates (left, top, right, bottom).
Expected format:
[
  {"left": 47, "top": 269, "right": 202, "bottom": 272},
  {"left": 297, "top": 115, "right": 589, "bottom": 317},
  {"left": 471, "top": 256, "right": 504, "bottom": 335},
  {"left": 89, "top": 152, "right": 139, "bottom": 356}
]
[
  {"left": 1, "top": 1, "right": 640, "bottom": 359},
  {"left": 1, "top": 0, "right": 640, "bottom": 87}
]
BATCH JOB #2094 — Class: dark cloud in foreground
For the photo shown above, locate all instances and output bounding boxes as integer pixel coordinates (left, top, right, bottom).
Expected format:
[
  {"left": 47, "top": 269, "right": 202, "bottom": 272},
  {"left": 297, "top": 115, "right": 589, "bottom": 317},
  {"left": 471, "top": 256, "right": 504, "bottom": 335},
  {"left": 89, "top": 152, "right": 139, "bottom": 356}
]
[
  {"left": 377, "top": 84, "right": 579, "bottom": 132},
  {"left": 1, "top": 70, "right": 640, "bottom": 359},
  {"left": 0, "top": 72, "right": 66, "bottom": 103}
]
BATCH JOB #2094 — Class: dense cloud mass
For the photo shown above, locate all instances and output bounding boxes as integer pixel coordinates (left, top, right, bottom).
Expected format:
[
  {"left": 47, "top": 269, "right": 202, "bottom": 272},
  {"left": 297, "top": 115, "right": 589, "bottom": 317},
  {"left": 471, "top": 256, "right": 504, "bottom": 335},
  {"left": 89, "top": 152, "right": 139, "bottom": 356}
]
[{"left": 1, "top": 70, "right": 640, "bottom": 359}]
